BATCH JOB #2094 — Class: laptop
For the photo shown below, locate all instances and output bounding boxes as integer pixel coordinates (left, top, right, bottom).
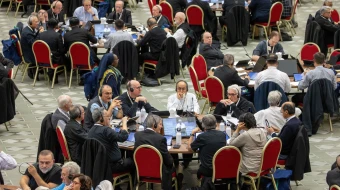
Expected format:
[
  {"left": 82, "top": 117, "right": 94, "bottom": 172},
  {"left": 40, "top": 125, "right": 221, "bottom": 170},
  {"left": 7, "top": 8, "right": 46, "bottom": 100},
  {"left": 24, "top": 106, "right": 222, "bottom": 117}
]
[
  {"left": 236, "top": 60, "right": 250, "bottom": 67},
  {"left": 278, "top": 60, "right": 299, "bottom": 76},
  {"left": 293, "top": 73, "right": 303, "bottom": 82},
  {"left": 248, "top": 72, "right": 258, "bottom": 80},
  {"left": 252, "top": 56, "right": 267, "bottom": 72},
  {"left": 117, "top": 132, "right": 135, "bottom": 147},
  {"left": 164, "top": 135, "right": 173, "bottom": 146},
  {"left": 163, "top": 117, "right": 197, "bottom": 137}
]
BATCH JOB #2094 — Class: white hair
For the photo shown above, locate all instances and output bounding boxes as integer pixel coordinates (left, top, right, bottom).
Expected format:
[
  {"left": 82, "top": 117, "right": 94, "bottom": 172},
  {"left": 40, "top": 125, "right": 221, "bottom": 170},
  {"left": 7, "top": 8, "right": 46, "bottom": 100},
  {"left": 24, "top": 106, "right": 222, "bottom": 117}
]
[
  {"left": 228, "top": 84, "right": 241, "bottom": 97},
  {"left": 57, "top": 95, "right": 71, "bottom": 108},
  {"left": 267, "top": 90, "right": 282, "bottom": 106},
  {"left": 62, "top": 161, "right": 80, "bottom": 175}
]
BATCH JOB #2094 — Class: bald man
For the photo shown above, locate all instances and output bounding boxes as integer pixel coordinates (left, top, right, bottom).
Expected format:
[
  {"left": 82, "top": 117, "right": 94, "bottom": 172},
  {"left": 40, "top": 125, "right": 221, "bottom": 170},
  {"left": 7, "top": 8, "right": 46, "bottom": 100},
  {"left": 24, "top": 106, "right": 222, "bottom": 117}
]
[
  {"left": 73, "top": 0, "right": 98, "bottom": 24},
  {"left": 118, "top": 80, "right": 158, "bottom": 117},
  {"left": 164, "top": 12, "right": 190, "bottom": 48},
  {"left": 47, "top": 0, "right": 65, "bottom": 24},
  {"left": 199, "top": 32, "right": 224, "bottom": 70},
  {"left": 107, "top": 0, "right": 132, "bottom": 25},
  {"left": 153, "top": 5, "right": 171, "bottom": 28}
]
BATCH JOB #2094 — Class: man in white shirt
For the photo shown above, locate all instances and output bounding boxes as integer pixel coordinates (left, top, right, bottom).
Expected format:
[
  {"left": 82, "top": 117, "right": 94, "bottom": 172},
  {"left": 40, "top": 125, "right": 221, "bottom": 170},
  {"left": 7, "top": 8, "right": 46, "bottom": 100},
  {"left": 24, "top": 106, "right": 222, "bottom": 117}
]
[
  {"left": 254, "top": 53, "right": 291, "bottom": 92},
  {"left": 73, "top": 0, "right": 98, "bottom": 25},
  {"left": 164, "top": 12, "right": 189, "bottom": 48},
  {"left": 0, "top": 149, "right": 17, "bottom": 171},
  {"left": 167, "top": 80, "right": 200, "bottom": 115}
]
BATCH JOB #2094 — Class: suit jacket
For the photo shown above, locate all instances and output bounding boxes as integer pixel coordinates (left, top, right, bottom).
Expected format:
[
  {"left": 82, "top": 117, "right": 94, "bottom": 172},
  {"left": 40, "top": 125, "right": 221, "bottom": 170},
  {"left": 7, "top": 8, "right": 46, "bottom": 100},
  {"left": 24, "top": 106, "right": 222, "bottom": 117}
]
[
  {"left": 118, "top": 92, "right": 158, "bottom": 117},
  {"left": 107, "top": 9, "right": 132, "bottom": 25},
  {"left": 222, "top": 0, "right": 244, "bottom": 15},
  {"left": 214, "top": 65, "right": 249, "bottom": 94},
  {"left": 64, "top": 119, "right": 88, "bottom": 165},
  {"left": 134, "top": 129, "right": 174, "bottom": 190},
  {"left": 167, "top": 0, "right": 187, "bottom": 16},
  {"left": 63, "top": 27, "right": 97, "bottom": 52},
  {"left": 37, "top": 29, "right": 65, "bottom": 64},
  {"left": 51, "top": 108, "right": 70, "bottom": 130},
  {"left": 199, "top": 43, "right": 224, "bottom": 70},
  {"left": 21, "top": 26, "right": 39, "bottom": 64},
  {"left": 187, "top": 0, "right": 216, "bottom": 32},
  {"left": 327, "top": 168, "right": 340, "bottom": 188},
  {"left": 138, "top": 26, "right": 167, "bottom": 54},
  {"left": 248, "top": 0, "right": 271, "bottom": 22},
  {"left": 315, "top": 15, "right": 340, "bottom": 45},
  {"left": 47, "top": 9, "right": 65, "bottom": 24},
  {"left": 155, "top": 15, "right": 171, "bottom": 28}
]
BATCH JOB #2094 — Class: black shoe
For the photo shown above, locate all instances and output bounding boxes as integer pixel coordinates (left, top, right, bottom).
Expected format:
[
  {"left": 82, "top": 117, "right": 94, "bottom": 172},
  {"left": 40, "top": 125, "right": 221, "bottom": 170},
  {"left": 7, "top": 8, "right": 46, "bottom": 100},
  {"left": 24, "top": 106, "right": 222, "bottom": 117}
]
[{"left": 177, "top": 173, "right": 183, "bottom": 190}]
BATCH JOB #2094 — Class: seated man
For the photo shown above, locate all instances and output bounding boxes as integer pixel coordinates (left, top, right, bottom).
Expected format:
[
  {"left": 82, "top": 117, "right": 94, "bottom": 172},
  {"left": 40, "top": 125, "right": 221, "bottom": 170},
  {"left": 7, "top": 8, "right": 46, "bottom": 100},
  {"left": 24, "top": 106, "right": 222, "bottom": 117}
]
[
  {"left": 103, "top": 19, "right": 134, "bottom": 52},
  {"left": 255, "top": 53, "right": 291, "bottom": 92},
  {"left": 137, "top": 17, "right": 167, "bottom": 65},
  {"left": 255, "top": 91, "right": 301, "bottom": 130},
  {"left": 88, "top": 108, "right": 134, "bottom": 174},
  {"left": 73, "top": 0, "right": 98, "bottom": 25},
  {"left": 118, "top": 80, "right": 158, "bottom": 117},
  {"left": 152, "top": 5, "right": 171, "bottom": 28},
  {"left": 134, "top": 115, "right": 182, "bottom": 190},
  {"left": 52, "top": 161, "right": 80, "bottom": 190},
  {"left": 84, "top": 85, "right": 123, "bottom": 130},
  {"left": 267, "top": 102, "right": 301, "bottom": 159},
  {"left": 51, "top": 95, "right": 73, "bottom": 129},
  {"left": 251, "top": 31, "right": 284, "bottom": 62},
  {"left": 298, "top": 52, "right": 337, "bottom": 90},
  {"left": 213, "top": 84, "right": 255, "bottom": 119},
  {"left": 37, "top": 9, "right": 48, "bottom": 31},
  {"left": 64, "top": 105, "right": 87, "bottom": 166},
  {"left": 327, "top": 155, "right": 340, "bottom": 188},
  {"left": 315, "top": 6, "right": 340, "bottom": 47},
  {"left": 315, "top": 0, "right": 333, "bottom": 18},
  {"left": 47, "top": 0, "right": 65, "bottom": 24},
  {"left": 214, "top": 54, "right": 249, "bottom": 92},
  {"left": 188, "top": 115, "right": 226, "bottom": 179},
  {"left": 107, "top": 0, "right": 132, "bottom": 25},
  {"left": 199, "top": 32, "right": 224, "bottom": 70},
  {"left": 167, "top": 80, "right": 200, "bottom": 114},
  {"left": 20, "top": 150, "right": 62, "bottom": 190},
  {"left": 164, "top": 12, "right": 190, "bottom": 48}
]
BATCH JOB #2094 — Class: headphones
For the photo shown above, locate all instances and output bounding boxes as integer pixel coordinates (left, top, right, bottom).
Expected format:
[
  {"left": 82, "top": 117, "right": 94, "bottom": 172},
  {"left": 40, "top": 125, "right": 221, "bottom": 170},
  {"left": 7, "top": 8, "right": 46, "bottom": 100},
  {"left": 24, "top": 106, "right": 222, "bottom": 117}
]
[
  {"left": 76, "top": 106, "right": 82, "bottom": 118},
  {"left": 68, "top": 174, "right": 73, "bottom": 180},
  {"left": 151, "top": 115, "right": 158, "bottom": 129},
  {"left": 28, "top": 15, "right": 34, "bottom": 26},
  {"left": 175, "top": 80, "right": 188, "bottom": 92},
  {"left": 52, "top": 0, "right": 59, "bottom": 9},
  {"left": 154, "top": 5, "right": 162, "bottom": 13},
  {"left": 127, "top": 81, "right": 134, "bottom": 92}
]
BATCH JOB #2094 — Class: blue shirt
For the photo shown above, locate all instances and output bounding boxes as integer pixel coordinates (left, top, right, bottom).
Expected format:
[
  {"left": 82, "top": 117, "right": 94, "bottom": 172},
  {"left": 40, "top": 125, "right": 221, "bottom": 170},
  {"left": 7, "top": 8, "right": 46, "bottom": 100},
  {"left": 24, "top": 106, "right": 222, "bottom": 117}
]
[
  {"left": 73, "top": 6, "right": 98, "bottom": 23},
  {"left": 90, "top": 97, "right": 119, "bottom": 118},
  {"left": 52, "top": 183, "right": 66, "bottom": 190}
]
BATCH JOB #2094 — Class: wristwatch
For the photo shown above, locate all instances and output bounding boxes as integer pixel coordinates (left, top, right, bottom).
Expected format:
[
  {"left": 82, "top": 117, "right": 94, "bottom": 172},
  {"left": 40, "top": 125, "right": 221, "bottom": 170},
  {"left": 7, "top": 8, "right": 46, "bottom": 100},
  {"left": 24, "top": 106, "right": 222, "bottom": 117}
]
[{"left": 190, "top": 133, "right": 195, "bottom": 137}]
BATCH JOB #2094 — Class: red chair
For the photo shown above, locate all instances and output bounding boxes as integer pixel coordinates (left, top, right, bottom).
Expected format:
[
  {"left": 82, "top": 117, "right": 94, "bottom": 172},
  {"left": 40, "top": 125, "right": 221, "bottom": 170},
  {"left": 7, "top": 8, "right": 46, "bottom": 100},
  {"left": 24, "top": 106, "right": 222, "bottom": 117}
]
[
  {"left": 160, "top": 1, "right": 174, "bottom": 25},
  {"left": 299, "top": 42, "right": 321, "bottom": 61},
  {"left": 6, "top": 0, "right": 23, "bottom": 17},
  {"left": 134, "top": 145, "right": 178, "bottom": 190},
  {"left": 330, "top": 49, "right": 340, "bottom": 65},
  {"left": 212, "top": 146, "right": 242, "bottom": 188},
  {"left": 186, "top": 5, "right": 205, "bottom": 30},
  {"left": 148, "top": 0, "right": 155, "bottom": 16},
  {"left": 191, "top": 54, "right": 208, "bottom": 87},
  {"left": 332, "top": 9, "right": 340, "bottom": 23},
  {"left": 189, "top": 66, "right": 207, "bottom": 103},
  {"left": 141, "top": 60, "right": 161, "bottom": 85},
  {"left": 252, "top": 2, "right": 283, "bottom": 41},
  {"left": 331, "top": 185, "right": 340, "bottom": 190},
  {"left": 69, "top": 42, "right": 93, "bottom": 88},
  {"left": 56, "top": 126, "right": 72, "bottom": 162},
  {"left": 32, "top": 40, "right": 67, "bottom": 88},
  {"left": 10, "top": 34, "right": 29, "bottom": 81},
  {"left": 113, "top": 172, "right": 133, "bottom": 190},
  {"left": 204, "top": 76, "right": 225, "bottom": 113},
  {"left": 281, "top": 0, "right": 298, "bottom": 37},
  {"left": 243, "top": 137, "right": 282, "bottom": 190}
]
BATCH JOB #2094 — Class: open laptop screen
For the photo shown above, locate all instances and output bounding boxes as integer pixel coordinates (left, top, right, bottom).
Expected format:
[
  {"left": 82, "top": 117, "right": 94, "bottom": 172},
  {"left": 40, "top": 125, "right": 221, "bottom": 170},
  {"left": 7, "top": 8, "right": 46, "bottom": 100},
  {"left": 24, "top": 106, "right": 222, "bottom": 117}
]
[{"left": 163, "top": 117, "right": 196, "bottom": 137}]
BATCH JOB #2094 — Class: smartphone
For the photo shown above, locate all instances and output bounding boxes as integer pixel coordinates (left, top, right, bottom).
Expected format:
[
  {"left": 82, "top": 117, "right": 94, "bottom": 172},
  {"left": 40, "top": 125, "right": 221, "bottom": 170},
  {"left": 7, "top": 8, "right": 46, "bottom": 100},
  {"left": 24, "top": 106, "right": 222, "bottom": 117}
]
[
  {"left": 173, "top": 144, "right": 181, "bottom": 149},
  {"left": 265, "top": 119, "right": 270, "bottom": 128}
]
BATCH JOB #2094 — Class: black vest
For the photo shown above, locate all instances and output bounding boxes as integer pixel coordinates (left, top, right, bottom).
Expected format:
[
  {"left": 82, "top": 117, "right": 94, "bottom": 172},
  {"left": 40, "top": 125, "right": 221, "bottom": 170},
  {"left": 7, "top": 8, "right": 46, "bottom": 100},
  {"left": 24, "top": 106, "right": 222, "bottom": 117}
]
[{"left": 84, "top": 96, "right": 111, "bottom": 130}]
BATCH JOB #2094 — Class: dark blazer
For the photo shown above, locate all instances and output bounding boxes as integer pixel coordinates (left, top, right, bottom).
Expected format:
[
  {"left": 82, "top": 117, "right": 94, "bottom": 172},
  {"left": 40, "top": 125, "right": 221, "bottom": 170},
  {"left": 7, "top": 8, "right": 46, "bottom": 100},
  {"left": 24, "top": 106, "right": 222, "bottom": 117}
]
[
  {"left": 37, "top": 29, "right": 65, "bottom": 64},
  {"left": 51, "top": 108, "right": 70, "bottom": 130},
  {"left": 167, "top": 0, "right": 187, "bottom": 16},
  {"left": 64, "top": 119, "right": 88, "bottom": 165},
  {"left": 155, "top": 15, "right": 171, "bottom": 28},
  {"left": 213, "top": 97, "right": 256, "bottom": 119},
  {"left": 134, "top": 129, "right": 174, "bottom": 190},
  {"left": 187, "top": 0, "right": 216, "bottom": 32},
  {"left": 272, "top": 117, "right": 301, "bottom": 156},
  {"left": 107, "top": 9, "right": 132, "bottom": 25},
  {"left": 138, "top": 26, "right": 167, "bottom": 54},
  {"left": 222, "top": 0, "right": 244, "bottom": 15},
  {"left": 327, "top": 168, "right": 340, "bottom": 188},
  {"left": 118, "top": 92, "right": 158, "bottom": 117},
  {"left": 199, "top": 43, "right": 224, "bottom": 70},
  {"left": 63, "top": 27, "right": 97, "bottom": 52},
  {"left": 155, "top": 37, "right": 180, "bottom": 79},
  {"left": 47, "top": 9, "right": 65, "bottom": 24},
  {"left": 21, "top": 26, "right": 39, "bottom": 64},
  {"left": 214, "top": 65, "right": 249, "bottom": 93},
  {"left": 315, "top": 15, "right": 340, "bottom": 45},
  {"left": 248, "top": 0, "right": 271, "bottom": 22},
  {"left": 224, "top": 5, "right": 249, "bottom": 46}
]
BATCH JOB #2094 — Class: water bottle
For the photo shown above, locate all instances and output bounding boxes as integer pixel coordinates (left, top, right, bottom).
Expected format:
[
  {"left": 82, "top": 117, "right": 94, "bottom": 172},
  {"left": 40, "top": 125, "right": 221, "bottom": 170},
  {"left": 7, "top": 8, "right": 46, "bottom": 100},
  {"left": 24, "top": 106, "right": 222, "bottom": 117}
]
[
  {"left": 226, "top": 123, "right": 232, "bottom": 138},
  {"left": 136, "top": 108, "right": 141, "bottom": 124},
  {"left": 227, "top": 110, "right": 232, "bottom": 120},
  {"left": 138, "top": 125, "right": 144, "bottom": 131},
  {"left": 219, "top": 122, "right": 225, "bottom": 132},
  {"left": 140, "top": 107, "right": 146, "bottom": 123},
  {"left": 176, "top": 127, "right": 181, "bottom": 145}
]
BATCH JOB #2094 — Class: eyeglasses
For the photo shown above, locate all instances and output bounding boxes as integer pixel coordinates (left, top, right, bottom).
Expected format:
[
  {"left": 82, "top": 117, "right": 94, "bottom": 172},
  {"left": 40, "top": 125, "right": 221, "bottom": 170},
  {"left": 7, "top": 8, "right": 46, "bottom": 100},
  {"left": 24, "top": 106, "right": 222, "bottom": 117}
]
[
  {"left": 177, "top": 87, "right": 186, "bottom": 91},
  {"left": 133, "top": 86, "right": 142, "bottom": 90},
  {"left": 72, "top": 181, "right": 80, "bottom": 185},
  {"left": 227, "top": 93, "right": 237, "bottom": 96}
]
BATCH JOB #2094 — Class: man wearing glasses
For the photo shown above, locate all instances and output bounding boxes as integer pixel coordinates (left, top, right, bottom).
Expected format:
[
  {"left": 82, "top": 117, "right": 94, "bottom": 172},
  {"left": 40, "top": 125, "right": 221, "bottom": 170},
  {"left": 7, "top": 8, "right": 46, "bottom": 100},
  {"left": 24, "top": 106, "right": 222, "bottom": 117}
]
[
  {"left": 118, "top": 80, "right": 158, "bottom": 117},
  {"left": 213, "top": 84, "right": 255, "bottom": 119}
]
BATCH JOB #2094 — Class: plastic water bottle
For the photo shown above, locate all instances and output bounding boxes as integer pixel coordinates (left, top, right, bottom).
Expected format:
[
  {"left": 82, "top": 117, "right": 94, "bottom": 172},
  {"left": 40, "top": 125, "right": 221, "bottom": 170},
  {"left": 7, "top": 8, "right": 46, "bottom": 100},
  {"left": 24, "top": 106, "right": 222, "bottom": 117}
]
[
  {"left": 138, "top": 125, "right": 144, "bottom": 131},
  {"left": 227, "top": 110, "right": 232, "bottom": 120},
  {"left": 136, "top": 108, "right": 141, "bottom": 124},
  {"left": 219, "top": 122, "right": 225, "bottom": 132},
  {"left": 176, "top": 127, "right": 181, "bottom": 145},
  {"left": 140, "top": 107, "right": 146, "bottom": 123},
  {"left": 226, "top": 123, "right": 231, "bottom": 138}
]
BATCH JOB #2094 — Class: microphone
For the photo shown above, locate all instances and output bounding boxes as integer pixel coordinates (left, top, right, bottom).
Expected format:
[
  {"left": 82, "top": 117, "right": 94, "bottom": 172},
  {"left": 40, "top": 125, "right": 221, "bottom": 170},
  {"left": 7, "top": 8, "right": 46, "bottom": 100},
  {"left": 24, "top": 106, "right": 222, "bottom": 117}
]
[{"left": 243, "top": 46, "right": 251, "bottom": 59}]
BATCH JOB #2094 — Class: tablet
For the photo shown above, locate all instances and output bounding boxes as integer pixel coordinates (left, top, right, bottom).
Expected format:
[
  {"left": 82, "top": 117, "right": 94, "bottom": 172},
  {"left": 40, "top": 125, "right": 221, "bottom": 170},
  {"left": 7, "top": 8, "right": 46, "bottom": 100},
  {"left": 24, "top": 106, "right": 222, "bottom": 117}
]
[
  {"left": 127, "top": 132, "right": 135, "bottom": 142},
  {"left": 293, "top": 73, "right": 303, "bottom": 82}
]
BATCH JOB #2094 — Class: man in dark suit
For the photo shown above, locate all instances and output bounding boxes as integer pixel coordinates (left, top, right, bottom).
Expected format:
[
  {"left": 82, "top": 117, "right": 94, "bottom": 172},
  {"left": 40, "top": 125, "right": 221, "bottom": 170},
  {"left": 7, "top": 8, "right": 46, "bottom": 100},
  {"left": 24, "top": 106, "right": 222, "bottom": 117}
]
[
  {"left": 187, "top": 0, "right": 218, "bottom": 39},
  {"left": 52, "top": 95, "right": 73, "bottom": 129},
  {"left": 167, "top": 0, "right": 187, "bottom": 16},
  {"left": 63, "top": 17, "right": 99, "bottom": 65},
  {"left": 21, "top": 15, "right": 44, "bottom": 79},
  {"left": 47, "top": 0, "right": 65, "bottom": 24},
  {"left": 327, "top": 155, "right": 340, "bottom": 188},
  {"left": 268, "top": 102, "right": 301, "bottom": 160},
  {"left": 64, "top": 105, "right": 87, "bottom": 166},
  {"left": 199, "top": 32, "right": 224, "bottom": 70},
  {"left": 107, "top": 0, "right": 132, "bottom": 25},
  {"left": 152, "top": 5, "right": 171, "bottom": 28},
  {"left": 134, "top": 115, "right": 182, "bottom": 190},
  {"left": 315, "top": 6, "right": 340, "bottom": 46},
  {"left": 37, "top": 18, "right": 65, "bottom": 81}
]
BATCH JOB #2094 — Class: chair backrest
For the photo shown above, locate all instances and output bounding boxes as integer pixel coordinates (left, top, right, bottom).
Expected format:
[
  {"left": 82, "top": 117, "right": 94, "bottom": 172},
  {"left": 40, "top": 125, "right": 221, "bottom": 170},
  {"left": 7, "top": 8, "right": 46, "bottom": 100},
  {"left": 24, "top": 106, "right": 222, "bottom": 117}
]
[
  {"left": 148, "top": 0, "right": 154, "bottom": 16},
  {"left": 267, "top": 2, "right": 283, "bottom": 25},
  {"left": 134, "top": 145, "right": 163, "bottom": 180},
  {"left": 254, "top": 81, "right": 288, "bottom": 111},
  {"left": 212, "top": 146, "right": 242, "bottom": 182},
  {"left": 330, "top": 49, "right": 340, "bottom": 65},
  {"left": 69, "top": 42, "right": 91, "bottom": 70},
  {"left": 56, "top": 126, "right": 71, "bottom": 161},
  {"left": 204, "top": 76, "right": 225, "bottom": 103},
  {"left": 32, "top": 40, "right": 53, "bottom": 68},
  {"left": 331, "top": 185, "right": 340, "bottom": 190},
  {"left": 300, "top": 42, "right": 321, "bottom": 61},
  {"left": 186, "top": 5, "right": 205, "bottom": 29},
  {"left": 257, "top": 137, "right": 282, "bottom": 177},
  {"left": 160, "top": 2, "right": 174, "bottom": 25},
  {"left": 332, "top": 9, "right": 340, "bottom": 23},
  {"left": 10, "top": 34, "right": 23, "bottom": 58},
  {"left": 191, "top": 54, "right": 208, "bottom": 81},
  {"left": 189, "top": 66, "right": 202, "bottom": 96}
]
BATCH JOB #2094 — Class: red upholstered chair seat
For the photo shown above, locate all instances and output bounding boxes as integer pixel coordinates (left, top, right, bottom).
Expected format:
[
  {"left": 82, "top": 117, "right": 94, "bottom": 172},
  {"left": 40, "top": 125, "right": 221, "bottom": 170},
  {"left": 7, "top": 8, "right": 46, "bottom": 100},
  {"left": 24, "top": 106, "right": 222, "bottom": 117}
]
[
  {"left": 144, "top": 60, "right": 158, "bottom": 65},
  {"left": 277, "top": 159, "right": 286, "bottom": 165}
]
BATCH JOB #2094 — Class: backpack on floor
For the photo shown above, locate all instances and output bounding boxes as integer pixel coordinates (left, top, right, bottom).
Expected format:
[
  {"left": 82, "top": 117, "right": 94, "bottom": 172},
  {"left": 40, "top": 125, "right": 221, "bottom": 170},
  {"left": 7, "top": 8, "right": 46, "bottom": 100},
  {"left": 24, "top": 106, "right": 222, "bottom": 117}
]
[{"left": 82, "top": 67, "right": 99, "bottom": 101}]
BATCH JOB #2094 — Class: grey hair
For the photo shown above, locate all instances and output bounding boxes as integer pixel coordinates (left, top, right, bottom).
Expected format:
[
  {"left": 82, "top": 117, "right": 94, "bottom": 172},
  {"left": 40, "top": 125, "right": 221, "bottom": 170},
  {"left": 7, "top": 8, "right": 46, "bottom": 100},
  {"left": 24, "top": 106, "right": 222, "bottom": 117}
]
[
  {"left": 202, "top": 114, "right": 217, "bottom": 130},
  {"left": 267, "top": 91, "right": 282, "bottom": 106},
  {"left": 95, "top": 180, "right": 114, "bottom": 190},
  {"left": 57, "top": 95, "right": 71, "bottom": 108},
  {"left": 320, "top": 6, "right": 331, "bottom": 14},
  {"left": 62, "top": 161, "right": 80, "bottom": 175},
  {"left": 145, "top": 115, "right": 162, "bottom": 128},
  {"left": 223, "top": 54, "right": 234, "bottom": 66},
  {"left": 228, "top": 84, "right": 241, "bottom": 97},
  {"left": 282, "top": 103, "right": 295, "bottom": 115},
  {"left": 92, "top": 107, "right": 105, "bottom": 123},
  {"left": 69, "top": 105, "right": 82, "bottom": 120}
]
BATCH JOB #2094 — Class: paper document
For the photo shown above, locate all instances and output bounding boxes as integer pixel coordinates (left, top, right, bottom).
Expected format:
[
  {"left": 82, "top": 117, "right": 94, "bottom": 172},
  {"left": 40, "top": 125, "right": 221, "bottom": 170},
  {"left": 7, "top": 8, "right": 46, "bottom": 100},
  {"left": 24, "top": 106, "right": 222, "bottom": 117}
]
[{"left": 248, "top": 80, "right": 255, "bottom": 85}]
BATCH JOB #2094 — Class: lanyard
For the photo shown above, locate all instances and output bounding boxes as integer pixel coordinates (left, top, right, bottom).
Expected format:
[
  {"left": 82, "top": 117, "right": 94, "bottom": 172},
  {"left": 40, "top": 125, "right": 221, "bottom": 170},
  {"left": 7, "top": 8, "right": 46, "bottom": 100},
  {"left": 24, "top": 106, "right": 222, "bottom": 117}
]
[
  {"left": 267, "top": 40, "right": 274, "bottom": 54},
  {"left": 156, "top": 15, "right": 162, "bottom": 24}
]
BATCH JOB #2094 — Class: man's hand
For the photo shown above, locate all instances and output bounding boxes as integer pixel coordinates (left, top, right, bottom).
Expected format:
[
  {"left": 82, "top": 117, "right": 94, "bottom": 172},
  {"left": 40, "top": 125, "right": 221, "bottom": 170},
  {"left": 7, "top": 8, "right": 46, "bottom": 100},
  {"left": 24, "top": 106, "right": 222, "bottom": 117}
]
[
  {"left": 267, "top": 127, "right": 275, "bottom": 134},
  {"left": 135, "top": 96, "right": 147, "bottom": 103},
  {"left": 86, "top": 8, "right": 94, "bottom": 15},
  {"left": 177, "top": 92, "right": 185, "bottom": 99},
  {"left": 27, "top": 164, "right": 38, "bottom": 177},
  {"left": 164, "top": 28, "right": 171, "bottom": 33},
  {"left": 191, "top": 127, "right": 201, "bottom": 134},
  {"left": 110, "top": 99, "right": 121, "bottom": 109},
  {"left": 235, "top": 122, "right": 246, "bottom": 132},
  {"left": 39, "top": 26, "right": 44, "bottom": 33}
]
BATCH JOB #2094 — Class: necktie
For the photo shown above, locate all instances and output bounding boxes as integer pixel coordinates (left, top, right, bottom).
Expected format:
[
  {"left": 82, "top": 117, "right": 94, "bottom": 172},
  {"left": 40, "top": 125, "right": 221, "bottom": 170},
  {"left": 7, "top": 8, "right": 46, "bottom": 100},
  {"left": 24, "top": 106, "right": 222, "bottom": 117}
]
[{"left": 117, "top": 13, "right": 120, "bottom": 19}]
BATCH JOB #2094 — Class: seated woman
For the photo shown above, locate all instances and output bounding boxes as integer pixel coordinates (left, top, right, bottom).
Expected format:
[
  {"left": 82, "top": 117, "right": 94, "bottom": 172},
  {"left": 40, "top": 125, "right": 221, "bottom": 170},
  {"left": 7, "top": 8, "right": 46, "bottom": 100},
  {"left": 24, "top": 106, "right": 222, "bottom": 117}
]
[
  {"left": 70, "top": 174, "right": 92, "bottom": 190},
  {"left": 229, "top": 113, "right": 266, "bottom": 175},
  {"left": 97, "top": 53, "right": 123, "bottom": 99}
]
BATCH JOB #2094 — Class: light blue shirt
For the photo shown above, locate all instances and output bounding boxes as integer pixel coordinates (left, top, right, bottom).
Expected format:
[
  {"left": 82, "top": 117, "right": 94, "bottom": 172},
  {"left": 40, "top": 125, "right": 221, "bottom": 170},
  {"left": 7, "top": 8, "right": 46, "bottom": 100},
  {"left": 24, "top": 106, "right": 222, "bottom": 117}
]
[
  {"left": 73, "top": 6, "right": 98, "bottom": 23},
  {"left": 90, "top": 97, "right": 119, "bottom": 118},
  {"left": 52, "top": 183, "right": 66, "bottom": 190}
]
